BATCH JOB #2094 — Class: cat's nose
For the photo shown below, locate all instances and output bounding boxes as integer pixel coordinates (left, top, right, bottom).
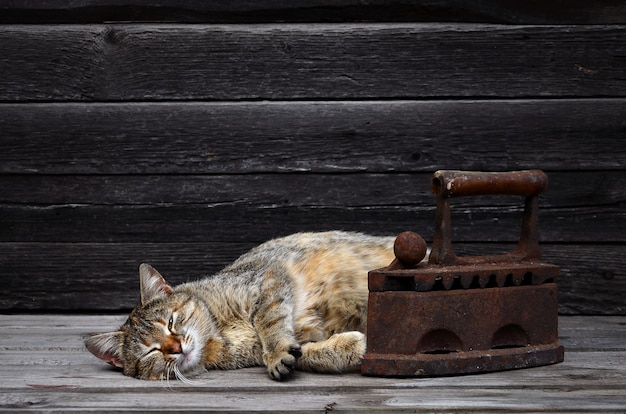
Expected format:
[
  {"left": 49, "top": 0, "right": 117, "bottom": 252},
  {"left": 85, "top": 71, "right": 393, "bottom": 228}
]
[{"left": 162, "top": 336, "right": 182, "bottom": 354}]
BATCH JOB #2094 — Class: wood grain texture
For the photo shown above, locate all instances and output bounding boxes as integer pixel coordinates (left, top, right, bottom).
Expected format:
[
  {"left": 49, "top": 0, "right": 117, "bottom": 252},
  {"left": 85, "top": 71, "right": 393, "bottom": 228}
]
[
  {"left": 2, "top": 0, "right": 626, "bottom": 24},
  {"left": 0, "top": 243, "right": 623, "bottom": 313},
  {"left": 2, "top": 100, "right": 625, "bottom": 174},
  {"left": 2, "top": 171, "right": 623, "bottom": 207},
  {"left": 1, "top": 203, "right": 624, "bottom": 243},
  {"left": 1, "top": 17, "right": 624, "bottom": 318},
  {"left": 0, "top": 315, "right": 624, "bottom": 412},
  {"left": 0, "top": 176, "right": 432, "bottom": 244},
  {"left": 1, "top": 169, "right": 623, "bottom": 313},
  {"left": 1, "top": 24, "right": 626, "bottom": 101}
]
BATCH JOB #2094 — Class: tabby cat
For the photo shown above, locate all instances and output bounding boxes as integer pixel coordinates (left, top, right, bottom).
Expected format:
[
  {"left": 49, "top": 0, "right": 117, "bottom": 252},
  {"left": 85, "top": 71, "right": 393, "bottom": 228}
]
[{"left": 86, "top": 231, "right": 418, "bottom": 382}]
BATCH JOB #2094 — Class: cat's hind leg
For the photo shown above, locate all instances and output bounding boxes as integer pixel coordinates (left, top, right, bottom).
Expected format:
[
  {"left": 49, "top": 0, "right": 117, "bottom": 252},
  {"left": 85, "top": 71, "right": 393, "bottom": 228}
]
[
  {"left": 251, "top": 266, "right": 302, "bottom": 381},
  {"left": 298, "top": 331, "right": 366, "bottom": 373}
]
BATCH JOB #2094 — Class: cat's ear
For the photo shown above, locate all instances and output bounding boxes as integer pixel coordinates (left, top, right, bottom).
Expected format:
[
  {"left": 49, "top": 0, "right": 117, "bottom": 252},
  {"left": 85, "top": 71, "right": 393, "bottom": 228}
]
[
  {"left": 139, "top": 263, "right": 173, "bottom": 305},
  {"left": 85, "top": 331, "right": 125, "bottom": 368}
]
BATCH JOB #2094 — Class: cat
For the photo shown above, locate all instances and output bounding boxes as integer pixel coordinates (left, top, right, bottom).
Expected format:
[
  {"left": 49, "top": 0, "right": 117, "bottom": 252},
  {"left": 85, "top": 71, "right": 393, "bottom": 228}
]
[{"left": 85, "top": 231, "right": 419, "bottom": 382}]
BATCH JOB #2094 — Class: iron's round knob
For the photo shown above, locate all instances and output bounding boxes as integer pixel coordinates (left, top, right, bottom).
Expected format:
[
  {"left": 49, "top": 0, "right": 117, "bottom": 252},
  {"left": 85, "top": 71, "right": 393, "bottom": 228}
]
[{"left": 394, "top": 231, "right": 427, "bottom": 267}]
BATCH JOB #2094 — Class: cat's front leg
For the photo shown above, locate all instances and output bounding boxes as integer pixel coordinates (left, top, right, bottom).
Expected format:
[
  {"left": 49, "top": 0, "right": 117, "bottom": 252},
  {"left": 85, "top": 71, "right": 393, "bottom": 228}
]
[
  {"left": 260, "top": 336, "right": 302, "bottom": 381},
  {"left": 251, "top": 266, "right": 302, "bottom": 381}
]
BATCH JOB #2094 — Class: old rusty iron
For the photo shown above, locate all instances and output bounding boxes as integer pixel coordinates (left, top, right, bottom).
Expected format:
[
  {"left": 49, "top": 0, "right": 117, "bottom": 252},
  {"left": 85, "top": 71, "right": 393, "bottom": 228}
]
[{"left": 362, "top": 170, "right": 564, "bottom": 377}]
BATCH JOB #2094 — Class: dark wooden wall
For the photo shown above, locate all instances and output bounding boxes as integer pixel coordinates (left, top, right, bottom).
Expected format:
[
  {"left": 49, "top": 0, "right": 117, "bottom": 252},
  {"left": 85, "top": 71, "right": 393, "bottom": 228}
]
[{"left": 1, "top": 1, "right": 625, "bottom": 315}]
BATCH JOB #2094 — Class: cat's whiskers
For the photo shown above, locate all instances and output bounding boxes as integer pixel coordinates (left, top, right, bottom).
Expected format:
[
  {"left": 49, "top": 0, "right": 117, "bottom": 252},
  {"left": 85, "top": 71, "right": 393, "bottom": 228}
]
[
  {"left": 160, "top": 358, "right": 193, "bottom": 390},
  {"left": 160, "top": 361, "right": 174, "bottom": 390},
  {"left": 173, "top": 362, "right": 198, "bottom": 386},
  {"left": 162, "top": 339, "right": 203, "bottom": 386}
]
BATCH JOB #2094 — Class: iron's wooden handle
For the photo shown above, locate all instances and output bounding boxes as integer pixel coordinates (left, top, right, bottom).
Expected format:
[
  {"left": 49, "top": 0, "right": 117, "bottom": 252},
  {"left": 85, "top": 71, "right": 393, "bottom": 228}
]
[{"left": 431, "top": 170, "right": 548, "bottom": 198}]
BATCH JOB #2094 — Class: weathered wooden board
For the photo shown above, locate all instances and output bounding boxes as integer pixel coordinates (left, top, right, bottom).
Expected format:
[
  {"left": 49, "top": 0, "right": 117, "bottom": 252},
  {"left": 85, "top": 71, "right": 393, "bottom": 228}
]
[
  {"left": 1, "top": 171, "right": 623, "bottom": 312},
  {"left": 2, "top": 100, "right": 625, "bottom": 174},
  {"left": 1, "top": 171, "right": 622, "bottom": 244},
  {"left": 2, "top": 172, "right": 623, "bottom": 208},
  {"left": 2, "top": 315, "right": 622, "bottom": 352},
  {"left": 0, "top": 243, "right": 623, "bottom": 313},
  {"left": 0, "top": 315, "right": 624, "bottom": 413},
  {"left": 2, "top": 0, "right": 626, "bottom": 24},
  {"left": 1, "top": 203, "right": 623, "bottom": 244},
  {"left": 1, "top": 14, "right": 624, "bottom": 320},
  {"left": 1, "top": 171, "right": 622, "bottom": 242},
  {"left": 1, "top": 24, "right": 625, "bottom": 101}
]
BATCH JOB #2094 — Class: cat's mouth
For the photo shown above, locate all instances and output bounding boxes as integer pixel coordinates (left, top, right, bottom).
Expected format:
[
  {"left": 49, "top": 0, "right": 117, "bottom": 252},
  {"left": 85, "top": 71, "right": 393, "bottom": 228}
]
[{"left": 175, "top": 336, "right": 201, "bottom": 372}]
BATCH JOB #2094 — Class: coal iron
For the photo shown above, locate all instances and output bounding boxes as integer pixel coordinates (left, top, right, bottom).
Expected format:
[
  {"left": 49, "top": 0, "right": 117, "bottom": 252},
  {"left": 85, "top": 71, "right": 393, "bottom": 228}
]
[{"left": 362, "top": 170, "right": 565, "bottom": 377}]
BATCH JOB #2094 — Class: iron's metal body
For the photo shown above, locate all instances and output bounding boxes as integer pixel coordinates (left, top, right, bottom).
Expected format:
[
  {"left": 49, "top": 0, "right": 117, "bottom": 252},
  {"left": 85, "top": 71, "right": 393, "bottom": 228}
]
[{"left": 362, "top": 170, "right": 565, "bottom": 377}]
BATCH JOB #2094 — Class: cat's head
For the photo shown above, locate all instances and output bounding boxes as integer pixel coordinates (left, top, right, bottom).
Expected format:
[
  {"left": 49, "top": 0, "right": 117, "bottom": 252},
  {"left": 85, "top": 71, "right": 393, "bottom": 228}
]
[{"left": 85, "top": 264, "right": 218, "bottom": 381}]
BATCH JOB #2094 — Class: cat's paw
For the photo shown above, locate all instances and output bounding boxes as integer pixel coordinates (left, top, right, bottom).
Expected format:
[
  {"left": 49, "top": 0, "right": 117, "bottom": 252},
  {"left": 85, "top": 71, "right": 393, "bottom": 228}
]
[
  {"left": 298, "top": 331, "right": 366, "bottom": 373},
  {"left": 339, "top": 331, "right": 367, "bottom": 365},
  {"left": 264, "top": 344, "right": 302, "bottom": 381}
]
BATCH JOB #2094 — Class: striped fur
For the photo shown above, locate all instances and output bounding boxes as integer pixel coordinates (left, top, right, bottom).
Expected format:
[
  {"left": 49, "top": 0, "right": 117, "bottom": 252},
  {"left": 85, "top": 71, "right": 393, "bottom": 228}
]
[{"left": 85, "top": 231, "right": 404, "bottom": 381}]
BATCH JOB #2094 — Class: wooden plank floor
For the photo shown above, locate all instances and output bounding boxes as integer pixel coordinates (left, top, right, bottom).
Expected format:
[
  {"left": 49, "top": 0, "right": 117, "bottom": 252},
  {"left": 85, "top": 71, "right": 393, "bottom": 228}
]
[{"left": 1, "top": 315, "right": 624, "bottom": 413}]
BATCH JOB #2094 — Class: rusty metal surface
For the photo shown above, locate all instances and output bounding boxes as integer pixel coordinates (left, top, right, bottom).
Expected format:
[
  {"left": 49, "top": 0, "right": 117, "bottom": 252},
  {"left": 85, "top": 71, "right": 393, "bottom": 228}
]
[
  {"left": 430, "top": 170, "right": 548, "bottom": 198},
  {"left": 363, "top": 285, "right": 563, "bottom": 376},
  {"left": 386, "top": 231, "right": 428, "bottom": 270},
  {"left": 429, "top": 169, "right": 548, "bottom": 266},
  {"left": 363, "top": 170, "right": 564, "bottom": 377},
  {"left": 369, "top": 261, "right": 559, "bottom": 292}
]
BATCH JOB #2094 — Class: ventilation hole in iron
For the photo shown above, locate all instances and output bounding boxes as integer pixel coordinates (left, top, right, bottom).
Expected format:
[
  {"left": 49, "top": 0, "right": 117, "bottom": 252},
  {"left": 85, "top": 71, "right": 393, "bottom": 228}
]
[
  {"left": 431, "top": 277, "right": 446, "bottom": 291},
  {"left": 486, "top": 274, "right": 498, "bottom": 288},
  {"left": 522, "top": 271, "right": 533, "bottom": 285},
  {"left": 491, "top": 324, "right": 529, "bottom": 350},
  {"left": 467, "top": 275, "right": 481, "bottom": 289},
  {"left": 504, "top": 273, "right": 515, "bottom": 287},
  {"left": 393, "top": 277, "right": 415, "bottom": 291},
  {"left": 417, "top": 329, "right": 462, "bottom": 355},
  {"left": 450, "top": 276, "right": 463, "bottom": 290}
]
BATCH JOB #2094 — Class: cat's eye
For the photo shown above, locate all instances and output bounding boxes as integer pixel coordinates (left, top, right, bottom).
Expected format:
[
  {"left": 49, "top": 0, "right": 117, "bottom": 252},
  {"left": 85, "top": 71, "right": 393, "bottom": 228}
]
[
  {"left": 167, "top": 316, "right": 174, "bottom": 331},
  {"left": 145, "top": 347, "right": 161, "bottom": 357}
]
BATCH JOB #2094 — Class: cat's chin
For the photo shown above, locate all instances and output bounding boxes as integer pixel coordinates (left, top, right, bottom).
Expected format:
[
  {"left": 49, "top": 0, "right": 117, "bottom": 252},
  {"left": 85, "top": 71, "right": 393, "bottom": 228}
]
[
  {"left": 180, "top": 352, "right": 200, "bottom": 371},
  {"left": 175, "top": 335, "right": 202, "bottom": 374}
]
